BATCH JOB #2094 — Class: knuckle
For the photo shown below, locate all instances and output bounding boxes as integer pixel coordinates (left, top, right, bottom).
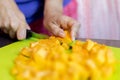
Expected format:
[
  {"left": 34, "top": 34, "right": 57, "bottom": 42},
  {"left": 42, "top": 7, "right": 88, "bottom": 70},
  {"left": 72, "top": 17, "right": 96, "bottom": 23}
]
[
  {"left": 3, "top": 29, "right": 8, "bottom": 34},
  {"left": 11, "top": 22, "right": 17, "bottom": 27},
  {"left": 1, "top": 18, "right": 9, "bottom": 27}
]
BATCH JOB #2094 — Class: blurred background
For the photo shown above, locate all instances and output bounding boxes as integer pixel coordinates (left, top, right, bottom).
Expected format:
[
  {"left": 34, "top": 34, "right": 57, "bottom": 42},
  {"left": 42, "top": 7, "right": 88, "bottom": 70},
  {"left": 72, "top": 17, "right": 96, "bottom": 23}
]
[
  {"left": 76, "top": 0, "right": 120, "bottom": 40},
  {"left": 1, "top": 0, "right": 119, "bottom": 40}
]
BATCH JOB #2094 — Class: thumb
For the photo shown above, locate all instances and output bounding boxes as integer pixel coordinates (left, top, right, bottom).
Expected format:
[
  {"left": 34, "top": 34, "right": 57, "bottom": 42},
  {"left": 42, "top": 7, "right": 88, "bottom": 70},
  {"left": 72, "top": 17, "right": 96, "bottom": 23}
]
[{"left": 71, "top": 22, "right": 80, "bottom": 40}]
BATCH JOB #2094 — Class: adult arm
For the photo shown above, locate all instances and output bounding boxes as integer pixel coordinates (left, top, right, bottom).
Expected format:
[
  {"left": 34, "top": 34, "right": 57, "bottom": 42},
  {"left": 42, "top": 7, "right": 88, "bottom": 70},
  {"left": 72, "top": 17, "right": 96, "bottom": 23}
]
[{"left": 0, "top": 0, "right": 30, "bottom": 40}]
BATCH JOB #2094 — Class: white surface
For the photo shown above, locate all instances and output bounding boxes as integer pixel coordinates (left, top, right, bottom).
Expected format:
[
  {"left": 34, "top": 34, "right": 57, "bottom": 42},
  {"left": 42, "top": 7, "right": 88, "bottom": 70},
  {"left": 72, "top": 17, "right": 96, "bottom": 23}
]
[{"left": 77, "top": 0, "right": 120, "bottom": 40}]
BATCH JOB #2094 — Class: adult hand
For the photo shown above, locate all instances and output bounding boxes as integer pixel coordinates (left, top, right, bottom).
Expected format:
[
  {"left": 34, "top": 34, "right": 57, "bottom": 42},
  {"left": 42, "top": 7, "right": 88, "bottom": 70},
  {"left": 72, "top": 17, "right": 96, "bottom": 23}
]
[{"left": 0, "top": 0, "right": 30, "bottom": 40}]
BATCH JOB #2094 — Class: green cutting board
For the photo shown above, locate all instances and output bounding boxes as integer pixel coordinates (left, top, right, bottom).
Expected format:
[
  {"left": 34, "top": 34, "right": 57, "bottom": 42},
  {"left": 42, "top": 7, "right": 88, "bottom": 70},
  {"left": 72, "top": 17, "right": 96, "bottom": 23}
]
[{"left": 0, "top": 38, "right": 120, "bottom": 80}]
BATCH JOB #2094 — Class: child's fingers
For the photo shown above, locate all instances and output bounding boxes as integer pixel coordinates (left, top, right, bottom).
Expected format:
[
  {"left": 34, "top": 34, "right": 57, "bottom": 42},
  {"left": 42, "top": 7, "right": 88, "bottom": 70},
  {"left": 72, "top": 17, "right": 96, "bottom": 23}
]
[
  {"left": 60, "top": 16, "right": 80, "bottom": 40},
  {"left": 59, "top": 16, "right": 69, "bottom": 29},
  {"left": 71, "top": 22, "right": 80, "bottom": 40},
  {"left": 49, "top": 22, "right": 65, "bottom": 37}
]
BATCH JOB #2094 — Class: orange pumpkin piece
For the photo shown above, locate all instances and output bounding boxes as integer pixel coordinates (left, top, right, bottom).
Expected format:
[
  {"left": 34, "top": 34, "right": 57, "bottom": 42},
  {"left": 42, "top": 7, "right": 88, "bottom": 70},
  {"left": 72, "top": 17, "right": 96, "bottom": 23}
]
[{"left": 11, "top": 31, "right": 115, "bottom": 80}]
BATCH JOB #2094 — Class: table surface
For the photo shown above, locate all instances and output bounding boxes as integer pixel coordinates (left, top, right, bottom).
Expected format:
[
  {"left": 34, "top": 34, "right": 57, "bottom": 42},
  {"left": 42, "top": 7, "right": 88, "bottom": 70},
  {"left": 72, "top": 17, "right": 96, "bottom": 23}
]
[{"left": 0, "top": 32, "right": 120, "bottom": 48}]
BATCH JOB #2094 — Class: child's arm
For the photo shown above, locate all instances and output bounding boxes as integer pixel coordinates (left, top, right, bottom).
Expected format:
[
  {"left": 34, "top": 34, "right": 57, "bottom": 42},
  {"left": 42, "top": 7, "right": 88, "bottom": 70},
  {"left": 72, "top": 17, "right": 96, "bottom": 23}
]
[{"left": 44, "top": 0, "right": 80, "bottom": 40}]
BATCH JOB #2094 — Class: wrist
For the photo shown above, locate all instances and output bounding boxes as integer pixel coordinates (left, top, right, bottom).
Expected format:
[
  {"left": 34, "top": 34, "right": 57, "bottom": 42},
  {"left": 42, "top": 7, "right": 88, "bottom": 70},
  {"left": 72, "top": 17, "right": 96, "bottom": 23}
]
[{"left": 44, "top": 0, "right": 63, "bottom": 18}]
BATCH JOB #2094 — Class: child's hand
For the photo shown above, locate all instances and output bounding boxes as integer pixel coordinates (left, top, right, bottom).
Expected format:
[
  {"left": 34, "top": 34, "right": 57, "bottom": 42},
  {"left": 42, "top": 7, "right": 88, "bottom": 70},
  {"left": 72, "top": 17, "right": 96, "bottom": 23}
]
[
  {"left": 44, "top": 0, "right": 80, "bottom": 40},
  {"left": 0, "top": 0, "right": 30, "bottom": 40},
  {"left": 44, "top": 14, "right": 80, "bottom": 40}
]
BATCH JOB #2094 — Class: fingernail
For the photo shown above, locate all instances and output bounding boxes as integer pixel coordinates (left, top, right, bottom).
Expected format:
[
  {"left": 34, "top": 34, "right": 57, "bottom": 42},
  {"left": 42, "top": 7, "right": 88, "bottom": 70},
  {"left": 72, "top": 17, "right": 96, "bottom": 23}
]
[{"left": 21, "top": 30, "right": 26, "bottom": 39}]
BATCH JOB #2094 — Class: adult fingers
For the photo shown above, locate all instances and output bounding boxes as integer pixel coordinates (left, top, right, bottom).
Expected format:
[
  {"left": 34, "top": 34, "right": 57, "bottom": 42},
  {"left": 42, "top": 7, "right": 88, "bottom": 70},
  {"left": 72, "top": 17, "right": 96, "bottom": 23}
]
[
  {"left": 3, "top": 28, "right": 9, "bottom": 34},
  {"left": 9, "top": 30, "right": 16, "bottom": 39},
  {"left": 0, "top": 17, "right": 10, "bottom": 34},
  {"left": 9, "top": 19, "right": 30, "bottom": 40},
  {"left": 16, "top": 24, "right": 27, "bottom": 40}
]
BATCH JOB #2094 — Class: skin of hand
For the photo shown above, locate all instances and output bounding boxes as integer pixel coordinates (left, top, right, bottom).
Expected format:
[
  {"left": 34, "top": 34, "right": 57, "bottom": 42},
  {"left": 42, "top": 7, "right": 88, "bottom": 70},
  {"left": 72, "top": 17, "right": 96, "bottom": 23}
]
[
  {"left": 0, "top": 0, "right": 30, "bottom": 40},
  {"left": 44, "top": 0, "right": 80, "bottom": 40}
]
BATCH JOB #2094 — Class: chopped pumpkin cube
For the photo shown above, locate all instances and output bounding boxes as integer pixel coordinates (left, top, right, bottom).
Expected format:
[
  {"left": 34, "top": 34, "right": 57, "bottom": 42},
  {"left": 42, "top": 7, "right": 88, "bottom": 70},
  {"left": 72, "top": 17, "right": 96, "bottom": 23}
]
[{"left": 12, "top": 31, "right": 115, "bottom": 80}]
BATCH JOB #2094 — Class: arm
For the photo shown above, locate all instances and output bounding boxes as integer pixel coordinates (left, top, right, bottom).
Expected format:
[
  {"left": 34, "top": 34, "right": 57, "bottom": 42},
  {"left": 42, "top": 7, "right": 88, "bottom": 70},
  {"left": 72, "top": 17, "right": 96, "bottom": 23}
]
[
  {"left": 44, "top": 0, "right": 63, "bottom": 17},
  {"left": 44, "top": 0, "right": 80, "bottom": 40},
  {"left": 0, "top": 0, "right": 30, "bottom": 40}
]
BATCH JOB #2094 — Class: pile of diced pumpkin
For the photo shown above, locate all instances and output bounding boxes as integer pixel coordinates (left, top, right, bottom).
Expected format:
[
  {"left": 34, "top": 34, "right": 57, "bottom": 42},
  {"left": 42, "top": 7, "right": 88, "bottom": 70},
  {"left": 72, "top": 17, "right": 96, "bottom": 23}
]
[{"left": 12, "top": 31, "right": 115, "bottom": 80}]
